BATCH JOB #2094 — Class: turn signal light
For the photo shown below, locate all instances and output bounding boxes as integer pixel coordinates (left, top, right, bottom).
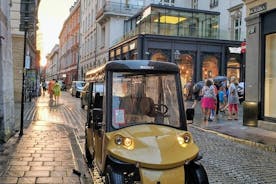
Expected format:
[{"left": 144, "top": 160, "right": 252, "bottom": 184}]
[
  {"left": 177, "top": 133, "right": 192, "bottom": 147},
  {"left": 114, "top": 135, "right": 134, "bottom": 150}
]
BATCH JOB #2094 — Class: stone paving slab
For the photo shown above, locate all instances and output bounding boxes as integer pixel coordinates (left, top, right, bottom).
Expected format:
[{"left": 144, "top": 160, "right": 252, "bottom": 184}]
[{"left": 0, "top": 121, "right": 82, "bottom": 184}]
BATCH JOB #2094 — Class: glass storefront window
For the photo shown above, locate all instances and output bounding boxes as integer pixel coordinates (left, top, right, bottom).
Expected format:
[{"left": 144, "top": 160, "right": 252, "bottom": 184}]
[
  {"left": 202, "top": 55, "right": 218, "bottom": 80},
  {"left": 265, "top": 34, "right": 276, "bottom": 118},
  {"left": 151, "top": 52, "right": 168, "bottom": 62},
  {"left": 227, "top": 58, "right": 240, "bottom": 81},
  {"left": 124, "top": 5, "right": 219, "bottom": 39},
  {"left": 177, "top": 54, "right": 194, "bottom": 100},
  {"left": 178, "top": 54, "right": 194, "bottom": 85}
]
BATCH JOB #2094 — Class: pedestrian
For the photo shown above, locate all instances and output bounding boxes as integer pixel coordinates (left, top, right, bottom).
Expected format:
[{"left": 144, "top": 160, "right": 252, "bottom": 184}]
[
  {"left": 42, "top": 80, "right": 47, "bottom": 96},
  {"left": 48, "top": 79, "right": 55, "bottom": 100},
  {"left": 227, "top": 76, "right": 239, "bottom": 120},
  {"left": 191, "top": 81, "right": 203, "bottom": 109},
  {"left": 201, "top": 79, "right": 216, "bottom": 121},
  {"left": 209, "top": 80, "right": 218, "bottom": 121},
  {"left": 53, "top": 80, "right": 61, "bottom": 106},
  {"left": 218, "top": 85, "right": 226, "bottom": 112}
]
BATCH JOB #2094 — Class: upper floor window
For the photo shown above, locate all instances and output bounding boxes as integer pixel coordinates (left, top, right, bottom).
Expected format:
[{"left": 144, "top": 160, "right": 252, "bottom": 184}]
[
  {"left": 159, "top": 0, "right": 175, "bottom": 6},
  {"left": 192, "top": 0, "right": 198, "bottom": 9},
  {"left": 210, "top": 0, "right": 218, "bottom": 8},
  {"left": 230, "top": 9, "right": 242, "bottom": 41}
]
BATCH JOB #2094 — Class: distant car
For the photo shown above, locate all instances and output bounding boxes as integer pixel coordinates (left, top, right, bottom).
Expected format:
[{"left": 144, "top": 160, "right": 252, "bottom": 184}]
[
  {"left": 71, "top": 81, "right": 86, "bottom": 98},
  {"left": 57, "top": 80, "right": 66, "bottom": 91},
  {"left": 80, "top": 83, "right": 104, "bottom": 109}
]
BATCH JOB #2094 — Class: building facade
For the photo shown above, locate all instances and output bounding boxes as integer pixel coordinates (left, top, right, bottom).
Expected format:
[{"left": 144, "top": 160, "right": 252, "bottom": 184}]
[
  {"left": 45, "top": 44, "right": 59, "bottom": 81},
  {"left": 0, "top": 1, "right": 15, "bottom": 142},
  {"left": 10, "top": 0, "right": 40, "bottom": 131},
  {"left": 79, "top": 0, "right": 144, "bottom": 80},
  {"left": 58, "top": 0, "right": 80, "bottom": 88},
  {"left": 194, "top": 0, "right": 247, "bottom": 41},
  {"left": 79, "top": 0, "right": 246, "bottom": 85},
  {"left": 109, "top": 4, "right": 242, "bottom": 90},
  {"left": 243, "top": 0, "right": 276, "bottom": 129}
]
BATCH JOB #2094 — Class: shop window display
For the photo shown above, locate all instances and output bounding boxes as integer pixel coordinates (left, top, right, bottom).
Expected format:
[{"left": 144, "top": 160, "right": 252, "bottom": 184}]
[
  {"left": 227, "top": 58, "right": 240, "bottom": 81},
  {"left": 265, "top": 33, "right": 276, "bottom": 118},
  {"left": 202, "top": 55, "right": 218, "bottom": 80},
  {"left": 177, "top": 54, "right": 194, "bottom": 100}
]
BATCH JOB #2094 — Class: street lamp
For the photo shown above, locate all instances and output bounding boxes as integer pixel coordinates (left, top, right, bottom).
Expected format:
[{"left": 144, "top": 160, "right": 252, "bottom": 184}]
[{"left": 19, "top": 0, "right": 35, "bottom": 136}]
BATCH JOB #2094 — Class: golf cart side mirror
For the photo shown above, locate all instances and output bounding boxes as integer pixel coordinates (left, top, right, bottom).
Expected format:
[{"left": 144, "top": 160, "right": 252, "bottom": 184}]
[
  {"left": 93, "top": 108, "right": 103, "bottom": 130},
  {"left": 186, "top": 108, "right": 194, "bottom": 123}
]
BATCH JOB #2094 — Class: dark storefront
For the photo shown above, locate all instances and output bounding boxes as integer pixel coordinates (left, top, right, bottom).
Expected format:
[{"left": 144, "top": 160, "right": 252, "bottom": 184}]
[{"left": 109, "top": 34, "right": 242, "bottom": 88}]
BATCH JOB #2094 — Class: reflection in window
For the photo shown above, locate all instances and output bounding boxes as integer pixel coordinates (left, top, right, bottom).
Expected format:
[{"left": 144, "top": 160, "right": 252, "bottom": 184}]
[
  {"left": 151, "top": 52, "right": 168, "bottom": 62},
  {"left": 265, "top": 34, "right": 276, "bottom": 118},
  {"left": 202, "top": 55, "right": 218, "bottom": 80},
  {"left": 227, "top": 58, "right": 240, "bottom": 81},
  {"left": 178, "top": 54, "right": 193, "bottom": 85}
]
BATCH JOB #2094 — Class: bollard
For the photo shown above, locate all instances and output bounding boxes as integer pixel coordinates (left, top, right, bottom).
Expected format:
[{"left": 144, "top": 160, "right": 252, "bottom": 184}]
[{"left": 243, "top": 101, "right": 258, "bottom": 127}]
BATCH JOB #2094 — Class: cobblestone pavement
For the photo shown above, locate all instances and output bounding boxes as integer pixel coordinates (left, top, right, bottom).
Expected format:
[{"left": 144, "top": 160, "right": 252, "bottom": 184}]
[
  {"left": 189, "top": 126, "right": 276, "bottom": 184},
  {"left": 0, "top": 94, "right": 92, "bottom": 184}
]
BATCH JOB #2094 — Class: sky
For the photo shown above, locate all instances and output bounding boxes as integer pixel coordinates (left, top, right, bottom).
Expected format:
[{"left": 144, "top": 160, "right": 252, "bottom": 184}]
[{"left": 37, "top": 0, "right": 75, "bottom": 66}]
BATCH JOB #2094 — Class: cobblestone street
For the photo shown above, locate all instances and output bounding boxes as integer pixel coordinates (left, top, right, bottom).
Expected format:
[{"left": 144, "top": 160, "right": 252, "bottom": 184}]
[{"left": 190, "top": 126, "right": 276, "bottom": 184}]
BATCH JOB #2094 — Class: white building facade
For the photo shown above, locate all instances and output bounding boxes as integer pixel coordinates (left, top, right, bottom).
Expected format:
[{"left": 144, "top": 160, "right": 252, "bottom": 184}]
[
  {"left": 79, "top": 0, "right": 144, "bottom": 80},
  {"left": 79, "top": 0, "right": 246, "bottom": 81},
  {"left": 0, "top": 1, "right": 15, "bottom": 142},
  {"left": 45, "top": 44, "right": 59, "bottom": 81}
]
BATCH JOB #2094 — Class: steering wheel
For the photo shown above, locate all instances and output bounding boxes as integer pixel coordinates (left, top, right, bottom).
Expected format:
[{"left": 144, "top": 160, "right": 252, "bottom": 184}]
[{"left": 153, "top": 104, "right": 168, "bottom": 115}]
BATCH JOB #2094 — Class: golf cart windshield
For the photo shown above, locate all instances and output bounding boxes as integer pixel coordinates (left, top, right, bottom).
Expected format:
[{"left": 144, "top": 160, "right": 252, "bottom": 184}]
[{"left": 112, "top": 72, "right": 180, "bottom": 129}]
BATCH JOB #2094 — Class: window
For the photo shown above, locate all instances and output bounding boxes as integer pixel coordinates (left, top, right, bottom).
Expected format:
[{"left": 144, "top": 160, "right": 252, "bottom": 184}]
[
  {"left": 101, "top": 26, "right": 105, "bottom": 48},
  {"left": 265, "top": 34, "right": 276, "bottom": 118},
  {"left": 210, "top": 0, "right": 218, "bottom": 8},
  {"left": 229, "top": 9, "right": 242, "bottom": 41},
  {"left": 227, "top": 58, "right": 240, "bottom": 81},
  {"left": 202, "top": 55, "right": 219, "bottom": 80},
  {"left": 233, "top": 16, "right": 241, "bottom": 40},
  {"left": 192, "top": 0, "right": 198, "bottom": 9},
  {"left": 159, "top": 0, "right": 175, "bottom": 6}
]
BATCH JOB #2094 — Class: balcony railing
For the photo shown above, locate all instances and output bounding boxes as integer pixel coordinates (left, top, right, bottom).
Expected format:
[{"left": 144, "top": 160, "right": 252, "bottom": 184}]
[{"left": 96, "top": 1, "right": 143, "bottom": 21}]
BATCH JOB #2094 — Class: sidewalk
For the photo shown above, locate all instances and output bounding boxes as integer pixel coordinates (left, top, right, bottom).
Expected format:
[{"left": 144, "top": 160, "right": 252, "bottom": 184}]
[
  {"left": 0, "top": 96, "right": 91, "bottom": 184},
  {"left": 186, "top": 101, "right": 276, "bottom": 152}
]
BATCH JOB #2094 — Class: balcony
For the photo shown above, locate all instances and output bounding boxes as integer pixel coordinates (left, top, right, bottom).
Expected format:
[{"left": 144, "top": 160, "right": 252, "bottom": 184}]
[{"left": 96, "top": 1, "right": 143, "bottom": 24}]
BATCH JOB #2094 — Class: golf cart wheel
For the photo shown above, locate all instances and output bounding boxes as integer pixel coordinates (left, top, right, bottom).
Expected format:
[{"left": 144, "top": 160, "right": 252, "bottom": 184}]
[
  {"left": 105, "top": 165, "right": 124, "bottom": 184},
  {"left": 185, "top": 161, "right": 209, "bottom": 184}
]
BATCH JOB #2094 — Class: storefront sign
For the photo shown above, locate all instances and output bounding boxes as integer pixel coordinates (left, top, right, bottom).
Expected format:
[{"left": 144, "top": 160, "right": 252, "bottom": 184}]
[
  {"left": 249, "top": 3, "right": 267, "bottom": 15},
  {"left": 229, "top": 47, "right": 241, "bottom": 54}
]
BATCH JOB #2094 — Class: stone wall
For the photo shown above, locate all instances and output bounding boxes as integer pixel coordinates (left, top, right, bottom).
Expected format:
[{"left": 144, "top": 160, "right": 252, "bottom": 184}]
[{"left": 0, "top": 4, "right": 15, "bottom": 143}]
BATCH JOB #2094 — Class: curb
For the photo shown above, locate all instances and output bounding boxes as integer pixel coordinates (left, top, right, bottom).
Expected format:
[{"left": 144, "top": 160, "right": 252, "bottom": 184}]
[{"left": 189, "top": 124, "right": 276, "bottom": 152}]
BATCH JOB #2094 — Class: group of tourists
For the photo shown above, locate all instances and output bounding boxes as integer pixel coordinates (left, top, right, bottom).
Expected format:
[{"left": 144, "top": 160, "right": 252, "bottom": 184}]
[
  {"left": 41, "top": 79, "right": 61, "bottom": 106},
  {"left": 191, "top": 76, "right": 240, "bottom": 122}
]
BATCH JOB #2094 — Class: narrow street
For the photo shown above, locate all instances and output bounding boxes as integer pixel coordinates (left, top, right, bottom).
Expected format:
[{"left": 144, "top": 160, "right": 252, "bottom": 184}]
[{"left": 1, "top": 92, "right": 275, "bottom": 184}]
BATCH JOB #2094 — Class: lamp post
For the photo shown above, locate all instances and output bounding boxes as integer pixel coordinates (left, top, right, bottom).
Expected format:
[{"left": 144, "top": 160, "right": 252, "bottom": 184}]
[{"left": 19, "top": 0, "right": 35, "bottom": 136}]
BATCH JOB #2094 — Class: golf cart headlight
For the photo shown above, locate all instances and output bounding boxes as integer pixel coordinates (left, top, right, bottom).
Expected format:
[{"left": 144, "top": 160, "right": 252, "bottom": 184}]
[
  {"left": 115, "top": 135, "right": 123, "bottom": 145},
  {"left": 177, "top": 133, "right": 192, "bottom": 147}
]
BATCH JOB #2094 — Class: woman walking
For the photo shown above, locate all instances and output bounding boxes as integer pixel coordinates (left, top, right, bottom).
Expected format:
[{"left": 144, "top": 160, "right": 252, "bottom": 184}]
[
  {"left": 227, "top": 76, "right": 239, "bottom": 120},
  {"left": 201, "top": 79, "right": 216, "bottom": 121}
]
